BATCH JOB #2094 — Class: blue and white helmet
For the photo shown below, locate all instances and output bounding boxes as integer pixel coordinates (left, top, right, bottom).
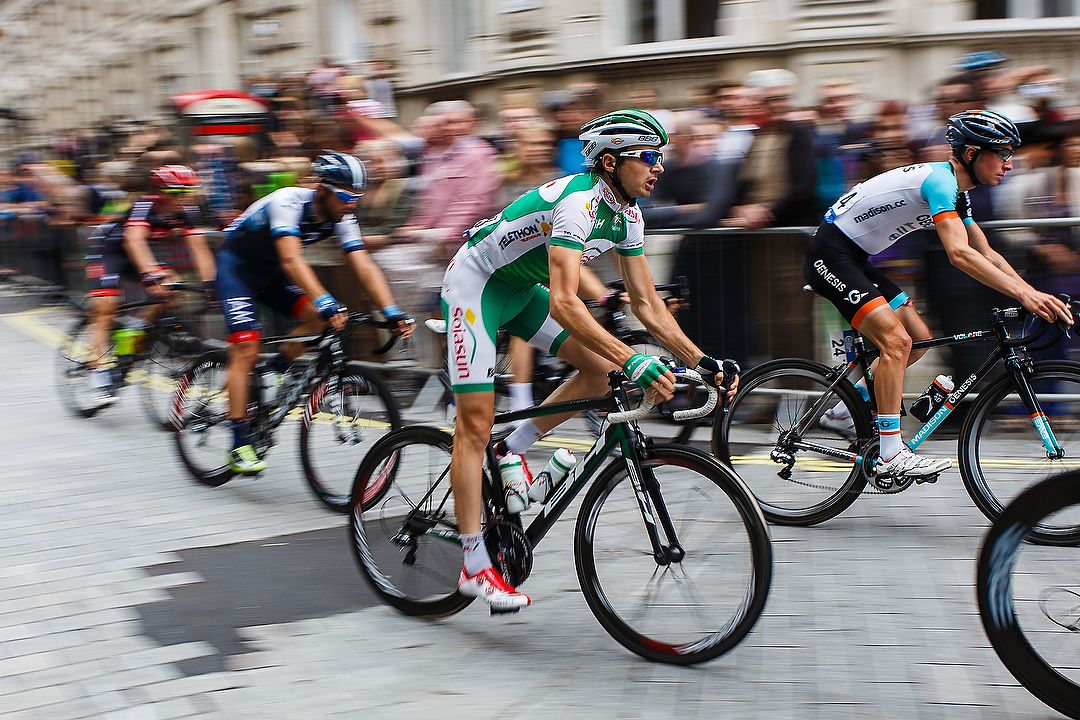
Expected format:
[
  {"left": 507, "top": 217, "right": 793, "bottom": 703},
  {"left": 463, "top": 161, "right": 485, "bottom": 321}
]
[
  {"left": 945, "top": 110, "right": 1021, "bottom": 150},
  {"left": 313, "top": 151, "right": 367, "bottom": 192}
]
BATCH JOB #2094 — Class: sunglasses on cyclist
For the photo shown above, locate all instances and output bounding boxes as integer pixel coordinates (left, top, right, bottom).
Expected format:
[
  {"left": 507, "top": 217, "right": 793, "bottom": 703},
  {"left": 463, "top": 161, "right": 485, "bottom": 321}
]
[
  {"left": 325, "top": 185, "right": 362, "bottom": 203},
  {"left": 975, "top": 146, "right": 1014, "bottom": 163},
  {"left": 619, "top": 149, "right": 664, "bottom": 167}
]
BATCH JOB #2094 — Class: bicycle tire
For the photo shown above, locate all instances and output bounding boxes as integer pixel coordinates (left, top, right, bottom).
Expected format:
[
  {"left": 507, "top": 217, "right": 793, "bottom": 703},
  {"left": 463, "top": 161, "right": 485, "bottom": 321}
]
[
  {"left": 574, "top": 444, "right": 772, "bottom": 664},
  {"left": 960, "top": 360, "right": 1080, "bottom": 545},
  {"left": 712, "top": 358, "right": 873, "bottom": 526},
  {"left": 56, "top": 314, "right": 113, "bottom": 418},
  {"left": 976, "top": 470, "right": 1080, "bottom": 719},
  {"left": 173, "top": 350, "right": 236, "bottom": 487},
  {"left": 300, "top": 362, "right": 402, "bottom": 513},
  {"left": 349, "top": 426, "right": 474, "bottom": 618},
  {"left": 137, "top": 322, "right": 206, "bottom": 431}
]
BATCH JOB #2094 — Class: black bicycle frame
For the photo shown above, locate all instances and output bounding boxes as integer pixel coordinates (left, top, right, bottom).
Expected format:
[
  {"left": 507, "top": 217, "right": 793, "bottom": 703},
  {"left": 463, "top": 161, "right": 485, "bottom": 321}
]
[
  {"left": 794, "top": 314, "right": 1064, "bottom": 459},
  {"left": 482, "top": 374, "right": 681, "bottom": 562}
]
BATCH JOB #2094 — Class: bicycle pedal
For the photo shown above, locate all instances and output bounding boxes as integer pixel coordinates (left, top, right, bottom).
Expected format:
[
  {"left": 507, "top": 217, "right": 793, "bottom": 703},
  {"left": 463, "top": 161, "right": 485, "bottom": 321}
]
[
  {"left": 915, "top": 473, "right": 941, "bottom": 485},
  {"left": 490, "top": 606, "right": 520, "bottom": 616}
]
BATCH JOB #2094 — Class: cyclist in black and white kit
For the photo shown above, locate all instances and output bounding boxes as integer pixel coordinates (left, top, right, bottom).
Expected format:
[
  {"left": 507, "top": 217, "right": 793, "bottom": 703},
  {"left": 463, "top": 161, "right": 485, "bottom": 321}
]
[
  {"left": 216, "top": 152, "right": 413, "bottom": 473},
  {"left": 803, "top": 110, "right": 1072, "bottom": 483}
]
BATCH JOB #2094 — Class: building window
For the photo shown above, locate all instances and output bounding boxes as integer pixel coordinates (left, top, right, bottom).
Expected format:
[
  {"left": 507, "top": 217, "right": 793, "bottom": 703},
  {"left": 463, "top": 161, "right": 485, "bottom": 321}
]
[
  {"left": 628, "top": 0, "right": 720, "bottom": 43},
  {"left": 975, "top": 0, "right": 1079, "bottom": 18}
]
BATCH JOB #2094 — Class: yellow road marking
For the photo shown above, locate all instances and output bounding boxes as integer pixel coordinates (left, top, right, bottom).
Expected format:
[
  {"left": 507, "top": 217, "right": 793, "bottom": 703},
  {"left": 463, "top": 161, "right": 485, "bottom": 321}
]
[{"left": 3, "top": 306, "right": 66, "bottom": 348}]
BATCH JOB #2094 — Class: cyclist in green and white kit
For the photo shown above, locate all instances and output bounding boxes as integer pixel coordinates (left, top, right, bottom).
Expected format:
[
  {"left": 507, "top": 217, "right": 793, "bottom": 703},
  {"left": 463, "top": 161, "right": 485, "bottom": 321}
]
[{"left": 442, "top": 109, "right": 738, "bottom": 611}]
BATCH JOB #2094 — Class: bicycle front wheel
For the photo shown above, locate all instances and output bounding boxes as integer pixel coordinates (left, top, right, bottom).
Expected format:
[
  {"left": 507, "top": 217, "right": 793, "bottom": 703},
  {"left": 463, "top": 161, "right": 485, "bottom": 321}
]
[
  {"left": 977, "top": 470, "right": 1080, "bottom": 719},
  {"left": 300, "top": 363, "right": 401, "bottom": 513},
  {"left": 136, "top": 324, "right": 206, "bottom": 431},
  {"left": 960, "top": 361, "right": 1080, "bottom": 544},
  {"left": 713, "top": 358, "right": 872, "bottom": 526},
  {"left": 349, "top": 426, "right": 473, "bottom": 618},
  {"left": 173, "top": 351, "right": 236, "bottom": 486},
  {"left": 575, "top": 445, "right": 772, "bottom": 664}
]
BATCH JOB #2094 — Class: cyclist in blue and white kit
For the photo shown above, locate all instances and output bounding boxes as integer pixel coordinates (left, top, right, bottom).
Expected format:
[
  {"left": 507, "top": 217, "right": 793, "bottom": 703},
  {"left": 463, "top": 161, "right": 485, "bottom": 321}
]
[
  {"left": 216, "top": 152, "right": 413, "bottom": 473},
  {"left": 443, "top": 109, "right": 739, "bottom": 611},
  {"left": 804, "top": 110, "right": 1072, "bottom": 483}
]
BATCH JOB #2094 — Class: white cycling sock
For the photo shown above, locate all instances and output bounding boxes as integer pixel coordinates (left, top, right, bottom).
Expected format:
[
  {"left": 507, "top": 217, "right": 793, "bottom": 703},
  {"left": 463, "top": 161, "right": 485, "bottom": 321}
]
[
  {"left": 877, "top": 414, "right": 903, "bottom": 462},
  {"left": 508, "top": 383, "right": 534, "bottom": 412},
  {"left": 505, "top": 419, "right": 542, "bottom": 455},
  {"left": 89, "top": 368, "right": 111, "bottom": 389},
  {"left": 462, "top": 531, "right": 492, "bottom": 576}
]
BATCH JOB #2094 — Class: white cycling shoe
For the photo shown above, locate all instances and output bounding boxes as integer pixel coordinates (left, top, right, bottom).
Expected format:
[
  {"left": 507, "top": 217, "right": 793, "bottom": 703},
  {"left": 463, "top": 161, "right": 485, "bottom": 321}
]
[
  {"left": 458, "top": 566, "right": 531, "bottom": 611},
  {"left": 874, "top": 447, "right": 951, "bottom": 482}
]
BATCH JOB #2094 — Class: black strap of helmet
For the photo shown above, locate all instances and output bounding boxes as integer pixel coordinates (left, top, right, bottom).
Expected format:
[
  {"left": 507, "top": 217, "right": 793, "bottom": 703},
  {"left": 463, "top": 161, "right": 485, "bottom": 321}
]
[
  {"left": 600, "top": 153, "right": 638, "bottom": 206},
  {"left": 956, "top": 146, "right": 982, "bottom": 188}
]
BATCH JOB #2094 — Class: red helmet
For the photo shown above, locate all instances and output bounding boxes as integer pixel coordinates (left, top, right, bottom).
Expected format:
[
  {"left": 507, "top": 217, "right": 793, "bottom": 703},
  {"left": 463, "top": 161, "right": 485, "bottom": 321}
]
[{"left": 150, "top": 165, "right": 201, "bottom": 193}]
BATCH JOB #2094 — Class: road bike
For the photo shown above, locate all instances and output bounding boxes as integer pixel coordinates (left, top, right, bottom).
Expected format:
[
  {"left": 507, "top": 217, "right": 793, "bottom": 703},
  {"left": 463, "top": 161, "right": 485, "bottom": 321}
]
[
  {"left": 172, "top": 312, "right": 404, "bottom": 512},
  {"left": 713, "top": 295, "right": 1080, "bottom": 544},
  {"left": 349, "top": 366, "right": 772, "bottom": 665},
  {"left": 976, "top": 469, "right": 1080, "bottom": 719},
  {"left": 56, "top": 282, "right": 212, "bottom": 429}
]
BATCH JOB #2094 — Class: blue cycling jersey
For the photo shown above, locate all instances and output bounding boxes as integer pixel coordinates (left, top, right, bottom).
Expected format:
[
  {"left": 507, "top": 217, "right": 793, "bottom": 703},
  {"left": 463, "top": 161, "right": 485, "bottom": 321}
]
[{"left": 221, "top": 186, "right": 364, "bottom": 269}]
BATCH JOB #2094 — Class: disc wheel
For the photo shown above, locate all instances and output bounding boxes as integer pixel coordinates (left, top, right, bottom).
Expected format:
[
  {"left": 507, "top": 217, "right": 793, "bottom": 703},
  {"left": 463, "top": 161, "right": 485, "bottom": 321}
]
[{"left": 977, "top": 470, "right": 1080, "bottom": 718}]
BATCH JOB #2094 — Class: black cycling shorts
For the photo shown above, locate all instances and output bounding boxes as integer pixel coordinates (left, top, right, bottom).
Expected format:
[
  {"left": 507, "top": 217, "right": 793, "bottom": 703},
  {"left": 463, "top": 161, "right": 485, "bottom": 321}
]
[{"left": 802, "top": 221, "right": 910, "bottom": 330}]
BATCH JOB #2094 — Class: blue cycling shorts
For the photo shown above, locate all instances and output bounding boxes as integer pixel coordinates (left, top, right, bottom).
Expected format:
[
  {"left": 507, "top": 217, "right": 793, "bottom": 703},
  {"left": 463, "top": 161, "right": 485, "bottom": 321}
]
[{"left": 215, "top": 249, "right": 311, "bottom": 343}]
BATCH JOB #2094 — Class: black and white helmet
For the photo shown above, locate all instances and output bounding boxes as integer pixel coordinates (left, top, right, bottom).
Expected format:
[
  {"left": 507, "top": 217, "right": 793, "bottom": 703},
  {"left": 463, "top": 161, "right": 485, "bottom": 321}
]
[
  {"left": 313, "top": 151, "right": 367, "bottom": 192},
  {"left": 945, "top": 110, "right": 1021, "bottom": 150}
]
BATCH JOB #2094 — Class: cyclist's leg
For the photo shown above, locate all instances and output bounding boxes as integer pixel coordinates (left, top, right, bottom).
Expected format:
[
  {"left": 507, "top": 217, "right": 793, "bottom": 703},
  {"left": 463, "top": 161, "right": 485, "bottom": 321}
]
[
  {"left": 259, "top": 277, "right": 327, "bottom": 363},
  {"left": 507, "top": 336, "right": 535, "bottom": 411},
  {"left": 217, "top": 251, "right": 268, "bottom": 472},
  {"left": 441, "top": 259, "right": 530, "bottom": 608}
]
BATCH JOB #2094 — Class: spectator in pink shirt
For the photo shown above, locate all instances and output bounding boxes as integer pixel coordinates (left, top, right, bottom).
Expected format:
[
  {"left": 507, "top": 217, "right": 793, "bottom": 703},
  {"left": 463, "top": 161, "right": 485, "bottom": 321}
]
[{"left": 398, "top": 100, "right": 501, "bottom": 264}]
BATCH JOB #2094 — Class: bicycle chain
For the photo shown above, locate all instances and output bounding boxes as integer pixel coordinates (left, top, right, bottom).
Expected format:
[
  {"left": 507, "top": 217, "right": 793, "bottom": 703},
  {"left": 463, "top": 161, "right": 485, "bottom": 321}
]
[{"left": 774, "top": 434, "right": 911, "bottom": 496}]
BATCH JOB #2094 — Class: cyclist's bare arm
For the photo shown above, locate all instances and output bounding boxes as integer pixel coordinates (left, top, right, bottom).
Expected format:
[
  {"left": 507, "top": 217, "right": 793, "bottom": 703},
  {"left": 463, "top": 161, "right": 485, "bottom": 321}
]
[
  {"left": 617, "top": 252, "right": 734, "bottom": 394},
  {"left": 549, "top": 245, "right": 673, "bottom": 398},
  {"left": 274, "top": 234, "right": 342, "bottom": 329},
  {"left": 549, "top": 246, "right": 637, "bottom": 366},
  {"left": 577, "top": 266, "right": 611, "bottom": 302},
  {"left": 938, "top": 216, "right": 1072, "bottom": 324},
  {"left": 122, "top": 224, "right": 171, "bottom": 296},
  {"left": 344, "top": 248, "right": 414, "bottom": 338},
  {"left": 184, "top": 231, "right": 217, "bottom": 284}
]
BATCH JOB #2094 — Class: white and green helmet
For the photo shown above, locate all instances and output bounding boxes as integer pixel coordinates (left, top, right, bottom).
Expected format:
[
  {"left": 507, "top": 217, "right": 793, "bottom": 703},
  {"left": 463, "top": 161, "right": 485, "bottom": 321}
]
[{"left": 578, "top": 108, "right": 668, "bottom": 166}]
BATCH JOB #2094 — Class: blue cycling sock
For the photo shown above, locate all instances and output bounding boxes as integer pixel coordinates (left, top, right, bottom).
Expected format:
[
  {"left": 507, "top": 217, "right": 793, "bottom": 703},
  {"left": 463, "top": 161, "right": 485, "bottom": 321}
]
[{"left": 229, "top": 418, "right": 248, "bottom": 449}]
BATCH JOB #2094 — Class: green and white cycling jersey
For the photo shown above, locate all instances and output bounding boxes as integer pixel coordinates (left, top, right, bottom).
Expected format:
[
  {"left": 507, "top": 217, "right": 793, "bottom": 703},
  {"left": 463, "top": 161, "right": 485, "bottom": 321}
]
[
  {"left": 441, "top": 172, "right": 645, "bottom": 392},
  {"left": 461, "top": 172, "right": 645, "bottom": 286}
]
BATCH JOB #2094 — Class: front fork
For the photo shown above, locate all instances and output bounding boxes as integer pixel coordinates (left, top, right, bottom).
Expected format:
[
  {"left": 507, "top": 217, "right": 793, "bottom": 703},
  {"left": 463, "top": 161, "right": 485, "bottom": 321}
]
[
  {"left": 1004, "top": 354, "right": 1064, "bottom": 459},
  {"left": 616, "top": 418, "right": 685, "bottom": 566}
]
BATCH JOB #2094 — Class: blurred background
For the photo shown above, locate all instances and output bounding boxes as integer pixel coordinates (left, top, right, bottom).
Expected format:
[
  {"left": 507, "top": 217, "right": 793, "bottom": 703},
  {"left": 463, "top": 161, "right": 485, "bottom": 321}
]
[{"left": 1, "top": 0, "right": 1080, "bottom": 382}]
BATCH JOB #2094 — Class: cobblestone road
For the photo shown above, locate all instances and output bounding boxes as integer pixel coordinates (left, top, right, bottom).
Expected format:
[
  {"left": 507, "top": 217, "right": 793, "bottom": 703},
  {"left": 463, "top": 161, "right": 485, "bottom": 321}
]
[{"left": 0, "top": 301, "right": 1062, "bottom": 719}]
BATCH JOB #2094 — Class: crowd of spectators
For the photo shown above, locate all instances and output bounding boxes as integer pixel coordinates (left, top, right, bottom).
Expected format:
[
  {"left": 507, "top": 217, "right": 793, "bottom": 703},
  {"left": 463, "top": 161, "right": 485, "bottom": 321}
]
[{"left": 3, "top": 51, "right": 1080, "bottom": 369}]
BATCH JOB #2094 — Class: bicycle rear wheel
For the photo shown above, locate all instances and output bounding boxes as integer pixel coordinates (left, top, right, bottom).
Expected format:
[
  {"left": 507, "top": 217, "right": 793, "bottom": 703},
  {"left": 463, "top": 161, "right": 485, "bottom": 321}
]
[
  {"left": 713, "top": 358, "right": 872, "bottom": 526},
  {"left": 300, "top": 363, "right": 401, "bottom": 513},
  {"left": 173, "top": 350, "right": 236, "bottom": 486},
  {"left": 350, "top": 426, "right": 473, "bottom": 618},
  {"left": 136, "top": 323, "right": 206, "bottom": 431},
  {"left": 977, "top": 470, "right": 1080, "bottom": 719},
  {"left": 56, "top": 315, "right": 115, "bottom": 418},
  {"left": 575, "top": 445, "right": 772, "bottom": 664},
  {"left": 961, "top": 361, "right": 1080, "bottom": 545}
]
